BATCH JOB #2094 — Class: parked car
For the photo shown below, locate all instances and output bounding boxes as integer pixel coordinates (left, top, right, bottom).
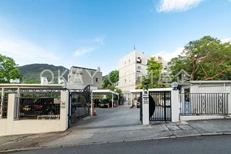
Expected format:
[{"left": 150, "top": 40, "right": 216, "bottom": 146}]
[
  {"left": 98, "top": 99, "right": 112, "bottom": 108},
  {"left": 94, "top": 99, "right": 101, "bottom": 107},
  {"left": 20, "top": 98, "right": 59, "bottom": 116}
]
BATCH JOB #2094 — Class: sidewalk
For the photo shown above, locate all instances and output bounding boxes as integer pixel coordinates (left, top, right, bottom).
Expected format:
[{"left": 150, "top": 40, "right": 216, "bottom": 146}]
[{"left": 1, "top": 119, "right": 231, "bottom": 153}]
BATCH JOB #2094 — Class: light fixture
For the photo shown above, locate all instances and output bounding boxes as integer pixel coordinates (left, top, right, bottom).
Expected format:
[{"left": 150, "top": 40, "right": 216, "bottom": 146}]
[{"left": 171, "top": 81, "right": 178, "bottom": 90}]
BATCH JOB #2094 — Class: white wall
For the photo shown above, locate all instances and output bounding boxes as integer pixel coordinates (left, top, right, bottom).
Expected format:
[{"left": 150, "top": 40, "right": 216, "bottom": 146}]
[
  {"left": 190, "top": 84, "right": 229, "bottom": 93},
  {"left": 0, "top": 92, "right": 69, "bottom": 136},
  {"left": 0, "top": 119, "right": 7, "bottom": 136},
  {"left": 180, "top": 115, "right": 225, "bottom": 121},
  {"left": 10, "top": 120, "right": 61, "bottom": 135},
  {"left": 119, "top": 50, "right": 137, "bottom": 92}
]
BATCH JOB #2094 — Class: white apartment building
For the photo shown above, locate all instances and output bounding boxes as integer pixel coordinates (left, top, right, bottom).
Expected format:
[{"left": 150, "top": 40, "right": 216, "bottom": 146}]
[
  {"left": 68, "top": 66, "right": 102, "bottom": 88},
  {"left": 118, "top": 50, "right": 170, "bottom": 105},
  {"left": 153, "top": 55, "right": 169, "bottom": 74},
  {"left": 118, "top": 50, "right": 151, "bottom": 104}
]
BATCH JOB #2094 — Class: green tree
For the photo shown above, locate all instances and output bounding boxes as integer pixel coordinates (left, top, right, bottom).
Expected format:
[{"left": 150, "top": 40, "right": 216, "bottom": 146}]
[
  {"left": 102, "top": 70, "right": 122, "bottom": 100},
  {"left": 169, "top": 36, "right": 231, "bottom": 80},
  {"left": 137, "top": 57, "right": 163, "bottom": 89},
  {"left": 102, "top": 70, "right": 119, "bottom": 88},
  {"left": 0, "top": 54, "right": 23, "bottom": 83}
]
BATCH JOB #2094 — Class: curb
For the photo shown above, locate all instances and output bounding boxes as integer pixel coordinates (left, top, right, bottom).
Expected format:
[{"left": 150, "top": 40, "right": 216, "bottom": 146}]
[
  {"left": 0, "top": 147, "right": 42, "bottom": 153},
  {"left": 1, "top": 132, "right": 231, "bottom": 153}
]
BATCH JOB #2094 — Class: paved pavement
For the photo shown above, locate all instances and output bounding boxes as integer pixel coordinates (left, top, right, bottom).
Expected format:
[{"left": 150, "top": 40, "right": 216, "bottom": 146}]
[
  {"left": 9, "top": 135, "right": 231, "bottom": 154},
  {"left": 0, "top": 107, "right": 231, "bottom": 153}
]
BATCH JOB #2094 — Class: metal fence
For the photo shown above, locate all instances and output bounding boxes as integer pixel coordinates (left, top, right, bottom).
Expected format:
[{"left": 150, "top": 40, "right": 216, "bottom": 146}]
[
  {"left": 180, "top": 93, "right": 229, "bottom": 115},
  {"left": 69, "top": 92, "right": 90, "bottom": 124},
  {"left": 149, "top": 91, "right": 171, "bottom": 121},
  {"left": 0, "top": 96, "right": 8, "bottom": 118},
  {"left": 18, "top": 97, "right": 60, "bottom": 119}
]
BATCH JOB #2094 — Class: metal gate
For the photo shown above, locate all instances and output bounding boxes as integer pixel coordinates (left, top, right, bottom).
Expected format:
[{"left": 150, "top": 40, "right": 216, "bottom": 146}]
[
  {"left": 68, "top": 85, "right": 91, "bottom": 126},
  {"left": 149, "top": 91, "right": 171, "bottom": 121},
  {"left": 140, "top": 92, "right": 143, "bottom": 123}
]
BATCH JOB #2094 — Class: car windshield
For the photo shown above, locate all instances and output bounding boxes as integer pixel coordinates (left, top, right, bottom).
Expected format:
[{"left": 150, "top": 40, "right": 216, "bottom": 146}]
[{"left": 102, "top": 100, "right": 108, "bottom": 104}]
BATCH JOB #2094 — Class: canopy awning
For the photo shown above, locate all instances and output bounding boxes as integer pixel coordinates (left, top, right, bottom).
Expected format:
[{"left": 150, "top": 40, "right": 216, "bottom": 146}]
[
  {"left": 130, "top": 88, "right": 173, "bottom": 94},
  {"left": 92, "top": 89, "right": 119, "bottom": 95}
]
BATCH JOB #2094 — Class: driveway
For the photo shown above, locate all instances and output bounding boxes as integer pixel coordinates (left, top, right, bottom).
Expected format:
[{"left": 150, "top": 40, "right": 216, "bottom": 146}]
[{"left": 70, "top": 107, "right": 141, "bottom": 129}]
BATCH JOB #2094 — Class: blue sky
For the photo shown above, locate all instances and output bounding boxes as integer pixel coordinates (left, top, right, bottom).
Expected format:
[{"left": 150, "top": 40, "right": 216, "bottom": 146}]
[{"left": 0, "top": 0, "right": 231, "bottom": 75}]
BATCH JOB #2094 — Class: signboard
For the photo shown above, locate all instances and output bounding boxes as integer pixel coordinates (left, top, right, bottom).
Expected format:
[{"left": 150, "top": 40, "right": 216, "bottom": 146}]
[{"left": 61, "top": 101, "right": 66, "bottom": 108}]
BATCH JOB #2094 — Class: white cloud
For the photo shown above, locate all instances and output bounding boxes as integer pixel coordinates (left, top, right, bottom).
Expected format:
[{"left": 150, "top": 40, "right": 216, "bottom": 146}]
[
  {"left": 74, "top": 47, "right": 96, "bottom": 56},
  {"left": 155, "top": 47, "right": 184, "bottom": 62},
  {"left": 221, "top": 38, "right": 231, "bottom": 43},
  {"left": 0, "top": 36, "right": 61, "bottom": 66},
  {"left": 156, "top": 0, "right": 204, "bottom": 12}
]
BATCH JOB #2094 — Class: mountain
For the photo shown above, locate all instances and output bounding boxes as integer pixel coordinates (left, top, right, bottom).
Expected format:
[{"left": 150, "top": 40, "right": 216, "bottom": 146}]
[{"left": 18, "top": 64, "right": 69, "bottom": 83}]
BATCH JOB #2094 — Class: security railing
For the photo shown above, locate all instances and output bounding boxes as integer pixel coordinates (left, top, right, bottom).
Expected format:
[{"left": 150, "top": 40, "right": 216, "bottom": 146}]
[
  {"left": 18, "top": 97, "right": 60, "bottom": 119},
  {"left": 0, "top": 96, "right": 8, "bottom": 119},
  {"left": 180, "top": 93, "right": 229, "bottom": 115}
]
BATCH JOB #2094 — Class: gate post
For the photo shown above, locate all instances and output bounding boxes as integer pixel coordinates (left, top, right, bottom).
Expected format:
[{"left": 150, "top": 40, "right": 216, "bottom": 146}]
[
  {"left": 142, "top": 89, "right": 149, "bottom": 125},
  {"left": 91, "top": 91, "right": 93, "bottom": 116},
  {"left": 171, "top": 90, "right": 180, "bottom": 122},
  {"left": 60, "top": 91, "right": 69, "bottom": 130}
]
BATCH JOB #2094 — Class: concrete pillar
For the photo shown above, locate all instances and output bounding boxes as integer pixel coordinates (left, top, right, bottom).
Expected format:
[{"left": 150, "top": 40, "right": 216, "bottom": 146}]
[
  {"left": 171, "top": 90, "right": 180, "bottom": 122},
  {"left": 91, "top": 91, "right": 93, "bottom": 116},
  {"left": 17, "top": 88, "right": 20, "bottom": 95},
  {"left": 226, "top": 86, "right": 231, "bottom": 114},
  {"left": 7, "top": 94, "right": 19, "bottom": 135},
  {"left": 60, "top": 91, "right": 69, "bottom": 131},
  {"left": 142, "top": 90, "right": 149, "bottom": 125}
]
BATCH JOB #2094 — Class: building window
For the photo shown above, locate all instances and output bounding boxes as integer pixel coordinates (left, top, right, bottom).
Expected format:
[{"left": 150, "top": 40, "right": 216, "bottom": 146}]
[
  {"left": 137, "top": 57, "right": 141, "bottom": 63},
  {"left": 129, "top": 59, "right": 130, "bottom": 64},
  {"left": 137, "top": 66, "right": 141, "bottom": 70},
  {"left": 125, "top": 61, "right": 126, "bottom": 65},
  {"left": 96, "top": 78, "right": 98, "bottom": 82},
  {"left": 125, "top": 78, "right": 127, "bottom": 83}
]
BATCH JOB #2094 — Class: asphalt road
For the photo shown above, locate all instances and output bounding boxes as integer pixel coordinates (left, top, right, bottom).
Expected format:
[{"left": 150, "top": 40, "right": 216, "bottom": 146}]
[
  {"left": 9, "top": 135, "right": 231, "bottom": 154},
  {"left": 70, "top": 107, "right": 141, "bottom": 129}
]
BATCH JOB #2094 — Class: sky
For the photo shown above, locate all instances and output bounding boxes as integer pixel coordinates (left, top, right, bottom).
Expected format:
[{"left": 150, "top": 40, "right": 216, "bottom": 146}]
[{"left": 0, "top": 0, "right": 231, "bottom": 75}]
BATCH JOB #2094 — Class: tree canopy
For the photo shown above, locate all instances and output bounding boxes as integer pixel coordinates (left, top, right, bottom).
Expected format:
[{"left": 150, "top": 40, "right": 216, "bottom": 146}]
[
  {"left": 0, "top": 54, "right": 23, "bottom": 83},
  {"left": 169, "top": 36, "right": 231, "bottom": 80},
  {"left": 102, "top": 70, "right": 122, "bottom": 100},
  {"left": 102, "top": 70, "right": 119, "bottom": 88},
  {"left": 136, "top": 57, "right": 164, "bottom": 89}
]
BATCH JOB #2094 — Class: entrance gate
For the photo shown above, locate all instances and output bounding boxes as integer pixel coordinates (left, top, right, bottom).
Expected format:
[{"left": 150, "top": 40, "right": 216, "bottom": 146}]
[
  {"left": 68, "top": 85, "right": 91, "bottom": 126},
  {"left": 140, "top": 91, "right": 172, "bottom": 122},
  {"left": 149, "top": 91, "right": 171, "bottom": 121}
]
